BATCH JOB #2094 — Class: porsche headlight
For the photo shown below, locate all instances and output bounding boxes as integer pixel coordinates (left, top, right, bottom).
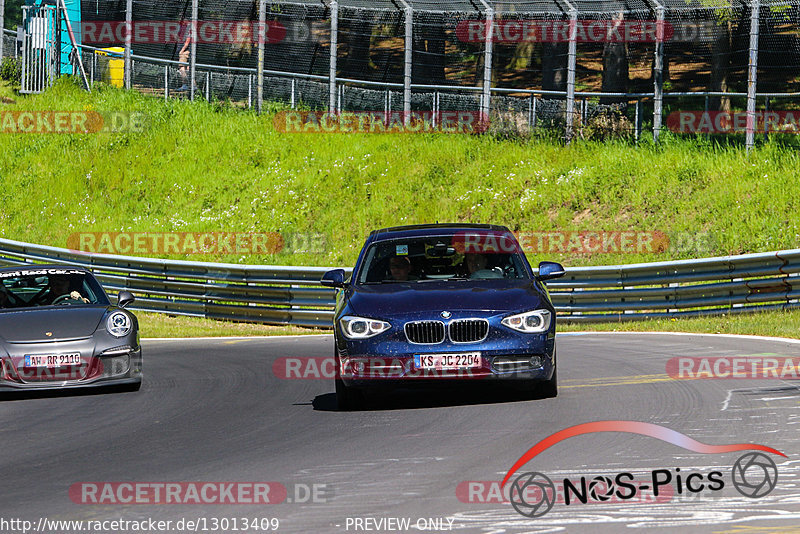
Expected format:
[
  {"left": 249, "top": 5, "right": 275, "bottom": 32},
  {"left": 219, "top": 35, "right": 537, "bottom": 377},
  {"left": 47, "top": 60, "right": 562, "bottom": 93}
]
[
  {"left": 107, "top": 311, "right": 132, "bottom": 338},
  {"left": 502, "top": 309, "right": 551, "bottom": 333},
  {"left": 339, "top": 316, "right": 391, "bottom": 339}
]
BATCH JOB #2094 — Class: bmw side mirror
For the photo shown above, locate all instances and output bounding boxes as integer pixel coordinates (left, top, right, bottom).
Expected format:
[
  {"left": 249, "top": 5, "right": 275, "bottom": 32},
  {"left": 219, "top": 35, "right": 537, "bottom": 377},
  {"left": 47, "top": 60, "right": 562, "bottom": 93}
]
[
  {"left": 118, "top": 290, "right": 135, "bottom": 308},
  {"left": 321, "top": 269, "right": 347, "bottom": 288},
  {"left": 537, "top": 261, "right": 565, "bottom": 281}
]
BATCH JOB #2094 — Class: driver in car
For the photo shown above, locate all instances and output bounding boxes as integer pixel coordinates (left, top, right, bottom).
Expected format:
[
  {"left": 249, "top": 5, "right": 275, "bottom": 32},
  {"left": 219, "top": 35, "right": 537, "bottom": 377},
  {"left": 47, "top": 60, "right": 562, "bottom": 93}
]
[
  {"left": 39, "top": 275, "right": 89, "bottom": 305},
  {"left": 465, "top": 253, "right": 488, "bottom": 276},
  {"left": 388, "top": 256, "right": 417, "bottom": 281}
]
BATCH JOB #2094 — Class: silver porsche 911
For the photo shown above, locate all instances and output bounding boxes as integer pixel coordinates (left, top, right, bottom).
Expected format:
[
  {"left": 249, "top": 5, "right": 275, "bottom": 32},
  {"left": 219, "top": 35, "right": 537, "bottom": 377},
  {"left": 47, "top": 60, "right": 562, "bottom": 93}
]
[{"left": 0, "top": 265, "right": 142, "bottom": 392}]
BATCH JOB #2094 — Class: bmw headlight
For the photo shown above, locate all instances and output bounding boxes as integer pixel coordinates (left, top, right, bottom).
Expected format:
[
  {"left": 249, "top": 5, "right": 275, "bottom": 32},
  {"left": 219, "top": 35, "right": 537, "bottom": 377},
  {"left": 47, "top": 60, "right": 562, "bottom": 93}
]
[
  {"left": 502, "top": 309, "right": 551, "bottom": 333},
  {"left": 107, "top": 311, "right": 132, "bottom": 337},
  {"left": 339, "top": 316, "right": 391, "bottom": 339}
]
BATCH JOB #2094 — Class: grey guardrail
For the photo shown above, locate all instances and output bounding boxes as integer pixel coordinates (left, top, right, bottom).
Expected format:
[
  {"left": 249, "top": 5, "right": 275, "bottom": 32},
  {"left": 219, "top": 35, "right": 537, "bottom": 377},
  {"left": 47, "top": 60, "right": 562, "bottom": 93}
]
[{"left": 0, "top": 237, "right": 798, "bottom": 327}]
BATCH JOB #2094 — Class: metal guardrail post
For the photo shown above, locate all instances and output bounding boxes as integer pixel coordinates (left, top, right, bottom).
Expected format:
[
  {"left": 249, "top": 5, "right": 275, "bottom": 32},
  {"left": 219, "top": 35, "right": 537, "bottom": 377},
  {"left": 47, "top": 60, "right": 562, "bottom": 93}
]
[
  {"left": 124, "top": 0, "right": 132, "bottom": 89},
  {"left": 746, "top": 0, "right": 759, "bottom": 151},
  {"left": 399, "top": 0, "right": 412, "bottom": 124},
  {"left": 257, "top": 0, "right": 266, "bottom": 114},
  {"left": 565, "top": 5, "right": 578, "bottom": 143},
  {"left": 329, "top": 0, "right": 338, "bottom": 113},
  {"left": 652, "top": 1, "right": 665, "bottom": 142},
  {"left": 477, "top": 0, "right": 493, "bottom": 120},
  {"left": 190, "top": 0, "right": 198, "bottom": 101}
]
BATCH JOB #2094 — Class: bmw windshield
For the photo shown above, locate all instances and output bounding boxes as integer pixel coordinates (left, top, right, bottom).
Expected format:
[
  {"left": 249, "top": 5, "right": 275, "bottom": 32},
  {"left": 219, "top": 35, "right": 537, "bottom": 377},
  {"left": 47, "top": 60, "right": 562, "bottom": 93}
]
[
  {"left": 356, "top": 233, "right": 530, "bottom": 284},
  {"left": 0, "top": 268, "right": 109, "bottom": 310}
]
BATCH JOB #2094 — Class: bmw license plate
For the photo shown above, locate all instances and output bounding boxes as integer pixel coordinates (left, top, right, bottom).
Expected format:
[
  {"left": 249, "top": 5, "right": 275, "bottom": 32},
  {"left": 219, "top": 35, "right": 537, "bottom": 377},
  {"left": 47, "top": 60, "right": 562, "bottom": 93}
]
[
  {"left": 414, "top": 352, "right": 481, "bottom": 370},
  {"left": 24, "top": 353, "right": 81, "bottom": 368}
]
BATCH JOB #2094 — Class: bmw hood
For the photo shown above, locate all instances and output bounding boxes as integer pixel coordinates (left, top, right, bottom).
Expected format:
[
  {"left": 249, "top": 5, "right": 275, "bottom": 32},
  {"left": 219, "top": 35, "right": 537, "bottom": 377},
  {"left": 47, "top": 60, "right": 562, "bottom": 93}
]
[
  {"left": 346, "top": 280, "right": 545, "bottom": 317},
  {"left": 0, "top": 307, "right": 108, "bottom": 342}
]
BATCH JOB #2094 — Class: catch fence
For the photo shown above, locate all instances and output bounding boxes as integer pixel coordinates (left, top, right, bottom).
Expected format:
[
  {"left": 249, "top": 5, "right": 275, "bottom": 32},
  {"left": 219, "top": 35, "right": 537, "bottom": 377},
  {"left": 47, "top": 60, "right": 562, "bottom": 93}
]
[{"left": 3, "top": 0, "right": 800, "bottom": 146}]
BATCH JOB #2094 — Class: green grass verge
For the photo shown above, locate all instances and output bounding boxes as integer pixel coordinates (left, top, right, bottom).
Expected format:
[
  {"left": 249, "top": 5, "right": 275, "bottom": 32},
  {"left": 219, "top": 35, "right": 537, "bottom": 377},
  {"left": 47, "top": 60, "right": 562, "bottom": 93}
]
[
  {"left": 137, "top": 311, "right": 327, "bottom": 338},
  {"left": 558, "top": 308, "right": 800, "bottom": 339}
]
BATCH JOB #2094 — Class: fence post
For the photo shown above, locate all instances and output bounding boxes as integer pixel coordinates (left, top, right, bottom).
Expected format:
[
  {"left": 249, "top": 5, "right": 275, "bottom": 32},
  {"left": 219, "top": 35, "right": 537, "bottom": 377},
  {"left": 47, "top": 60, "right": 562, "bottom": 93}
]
[
  {"left": 652, "top": 1, "right": 664, "bottom": 142},
  {"left": 124, "top": 0, "right": 132, "bottom": 89},
  {"left": 164, "top": 65, "right": 168, "bottom": 100},
  {"left": 477, "top": 0, "right": 493, "bottom": 119},
  {"left": 746, "top": 0, "right": 759, "bottom": 151},
  {"left": 329, "top": 0, "right": 338, "bottom": 113},
  {"left": 635, "top": 99, "right": 642, "bottom": 141},
  {"left": 565, "top": 5, "right": 578, "bottom": 142},
  {"left": 399, "top": 0, "right": 412, "bottom": 124},
  {"left": 0, "top": 0, "right": 5, "bottom": 66},
  {"left": 257, "top": 0, "right": 265, "bottom": 114},
  {"left": 190, "top": 0, "right": 198, "bottom": 101}
]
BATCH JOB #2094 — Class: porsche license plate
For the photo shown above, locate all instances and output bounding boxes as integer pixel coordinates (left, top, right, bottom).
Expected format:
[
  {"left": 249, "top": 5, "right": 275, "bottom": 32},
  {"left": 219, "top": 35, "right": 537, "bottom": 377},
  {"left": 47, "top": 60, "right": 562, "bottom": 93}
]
[
  {"left": 24, "top": 353, "right": 81, "bottom": 368},
  {"left": 414, "top": 352, "right": 481, "bottom": 370}
]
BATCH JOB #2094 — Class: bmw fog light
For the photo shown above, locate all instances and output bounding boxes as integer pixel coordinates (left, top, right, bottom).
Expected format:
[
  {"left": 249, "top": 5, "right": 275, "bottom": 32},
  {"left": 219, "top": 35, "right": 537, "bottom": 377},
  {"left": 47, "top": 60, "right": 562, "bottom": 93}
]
[{"left": 529, "top": 355, "right": 543, "bottom": 368}]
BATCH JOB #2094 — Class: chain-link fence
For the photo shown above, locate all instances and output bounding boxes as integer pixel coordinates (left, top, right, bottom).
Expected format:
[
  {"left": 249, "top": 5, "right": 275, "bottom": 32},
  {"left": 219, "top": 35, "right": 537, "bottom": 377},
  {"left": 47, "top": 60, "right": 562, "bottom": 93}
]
[{"left": 4, "top": 0, "right": 800, "bottom": 146}]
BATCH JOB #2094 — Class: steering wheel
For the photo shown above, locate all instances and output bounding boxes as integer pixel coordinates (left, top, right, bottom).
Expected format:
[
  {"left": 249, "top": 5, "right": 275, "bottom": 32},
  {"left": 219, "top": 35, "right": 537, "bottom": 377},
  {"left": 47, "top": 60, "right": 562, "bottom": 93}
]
[{"left": 52, "top": 294, "right": 74, "bottom": 305}]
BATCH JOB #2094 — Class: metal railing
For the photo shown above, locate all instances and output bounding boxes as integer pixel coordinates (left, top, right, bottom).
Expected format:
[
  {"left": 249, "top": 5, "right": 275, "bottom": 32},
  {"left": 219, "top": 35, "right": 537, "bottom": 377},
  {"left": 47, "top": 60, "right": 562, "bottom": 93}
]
[{"left": 0, "top": 237, "right": 798, "bottom": 327}]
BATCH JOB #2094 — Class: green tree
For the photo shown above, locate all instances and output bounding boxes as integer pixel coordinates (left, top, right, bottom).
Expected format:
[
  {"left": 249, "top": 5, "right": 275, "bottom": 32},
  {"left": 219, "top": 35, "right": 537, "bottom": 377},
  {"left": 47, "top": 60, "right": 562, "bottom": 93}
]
[{"left": 5, "top": 0, "right": 25, "bottom": 29}]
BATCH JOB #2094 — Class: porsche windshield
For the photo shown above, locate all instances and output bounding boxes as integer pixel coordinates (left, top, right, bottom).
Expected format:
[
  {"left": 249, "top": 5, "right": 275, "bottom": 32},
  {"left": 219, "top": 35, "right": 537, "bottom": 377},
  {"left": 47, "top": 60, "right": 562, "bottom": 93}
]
[
  {"left": 357, "top": 234, "right": 529, "bottom": 284},
  {"left": 0, "top": 269, "right": 109, "bottom": 310}
]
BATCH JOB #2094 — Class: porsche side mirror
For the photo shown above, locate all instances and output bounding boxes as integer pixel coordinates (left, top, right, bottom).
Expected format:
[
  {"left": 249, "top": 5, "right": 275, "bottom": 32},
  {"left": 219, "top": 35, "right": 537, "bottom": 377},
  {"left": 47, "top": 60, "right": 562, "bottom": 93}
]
[{"left": 117, "top": 290, "right": 135, "bottom": 308}]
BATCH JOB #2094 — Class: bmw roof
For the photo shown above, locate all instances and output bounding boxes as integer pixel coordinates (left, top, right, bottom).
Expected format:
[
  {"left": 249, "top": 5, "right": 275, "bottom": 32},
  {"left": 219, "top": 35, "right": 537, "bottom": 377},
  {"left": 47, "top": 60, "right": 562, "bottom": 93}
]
[{"left": 369, "top": 223, "right": 512, "bottom": 240}]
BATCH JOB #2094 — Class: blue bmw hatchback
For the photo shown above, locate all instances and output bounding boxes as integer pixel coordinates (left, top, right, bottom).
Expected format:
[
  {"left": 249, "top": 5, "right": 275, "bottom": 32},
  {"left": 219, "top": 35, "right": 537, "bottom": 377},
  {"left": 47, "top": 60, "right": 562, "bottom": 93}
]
[{"left": 321, "top": 224, "right": 565, "bottom": 410}]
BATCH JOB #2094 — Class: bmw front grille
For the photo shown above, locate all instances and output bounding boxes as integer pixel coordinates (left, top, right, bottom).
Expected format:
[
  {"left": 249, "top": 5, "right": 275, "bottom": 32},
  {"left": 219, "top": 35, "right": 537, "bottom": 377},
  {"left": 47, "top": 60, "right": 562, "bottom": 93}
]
[
  {"left": 404, "top": 321, "right": 446, "bottom": 344},
  {"left": 449, "top": 319, "right": 489, "bottom": 343},
  {"left": 404, "top": 319, "right": 489, "bottom": 344}
]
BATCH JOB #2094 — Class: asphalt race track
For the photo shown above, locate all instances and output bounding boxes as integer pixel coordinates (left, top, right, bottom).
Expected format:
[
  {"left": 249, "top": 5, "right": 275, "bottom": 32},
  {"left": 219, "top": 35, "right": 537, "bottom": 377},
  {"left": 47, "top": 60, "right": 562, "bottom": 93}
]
[{"left": 1, "top": 333, "right": 799, "bottom": 533}]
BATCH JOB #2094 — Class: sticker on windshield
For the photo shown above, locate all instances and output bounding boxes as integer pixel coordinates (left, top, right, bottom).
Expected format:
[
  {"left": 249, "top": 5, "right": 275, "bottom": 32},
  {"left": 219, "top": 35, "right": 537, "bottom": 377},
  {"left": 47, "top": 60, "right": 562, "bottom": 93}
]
[{"left": 396, "top": 245, "right": 408, "bottom": 256}]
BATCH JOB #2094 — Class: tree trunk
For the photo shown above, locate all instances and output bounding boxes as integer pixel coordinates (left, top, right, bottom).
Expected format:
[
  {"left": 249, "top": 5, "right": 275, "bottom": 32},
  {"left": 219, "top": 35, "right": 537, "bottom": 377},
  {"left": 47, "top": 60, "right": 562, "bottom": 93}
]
[
  {"left": 710, "top": 19, "right": 732, "bottom": 112},
  {"left": 339, "top": 11, "right": 374, "bottom": 79},
  {"left": 601, "top": 13, "right": 629, "bottom": 104},
  {"left": 541, "top": 42, "right": 567, "bottom": 91},
  {"left": 412, "top": 12, "right": 446, "bottom": 85}
]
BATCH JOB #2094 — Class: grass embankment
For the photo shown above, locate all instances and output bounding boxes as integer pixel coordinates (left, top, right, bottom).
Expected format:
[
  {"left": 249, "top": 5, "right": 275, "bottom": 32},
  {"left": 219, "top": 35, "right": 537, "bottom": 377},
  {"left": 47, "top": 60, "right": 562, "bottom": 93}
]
[{"left": 2, "top": 79, "right": 800, "bottom": 339}]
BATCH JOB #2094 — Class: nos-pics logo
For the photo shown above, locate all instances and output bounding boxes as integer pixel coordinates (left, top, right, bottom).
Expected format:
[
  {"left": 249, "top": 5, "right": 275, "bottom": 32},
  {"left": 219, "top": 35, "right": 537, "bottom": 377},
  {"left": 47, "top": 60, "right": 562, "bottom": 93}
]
[{"left": 502, "top": 421, "right": 784, "bottom": 518}]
